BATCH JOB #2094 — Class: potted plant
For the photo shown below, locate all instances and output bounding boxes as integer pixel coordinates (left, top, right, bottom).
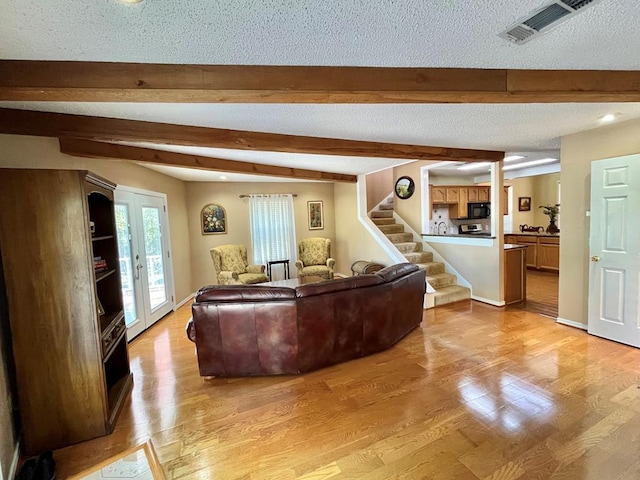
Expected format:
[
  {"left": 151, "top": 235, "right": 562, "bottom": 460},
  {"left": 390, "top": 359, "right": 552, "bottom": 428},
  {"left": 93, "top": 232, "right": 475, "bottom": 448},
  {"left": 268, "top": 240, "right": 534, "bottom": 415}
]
[{"left": 539, "top": 204, "right": 560, "bottom": 234}]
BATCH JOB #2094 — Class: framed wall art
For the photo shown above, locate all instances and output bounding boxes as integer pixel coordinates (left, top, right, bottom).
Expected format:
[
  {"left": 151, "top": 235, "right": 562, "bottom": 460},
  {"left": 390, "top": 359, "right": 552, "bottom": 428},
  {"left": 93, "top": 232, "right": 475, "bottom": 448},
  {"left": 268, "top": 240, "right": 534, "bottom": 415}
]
[
  {"left": 308, "top": 200, "right": 324, "bottom": 230},
  {"left": 201, "top": 203, "right": 227, "bottom": 234},
  {"left": 518, "top": 197, "right": 531, "bottom": 212},
  {"left": 394, "top": 176, "right": 415, "bottom": 200}
]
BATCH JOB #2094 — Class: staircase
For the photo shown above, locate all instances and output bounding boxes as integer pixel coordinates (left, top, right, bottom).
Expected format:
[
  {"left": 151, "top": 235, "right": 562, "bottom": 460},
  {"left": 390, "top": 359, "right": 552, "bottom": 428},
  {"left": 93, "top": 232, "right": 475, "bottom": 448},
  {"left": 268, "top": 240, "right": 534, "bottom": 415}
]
[{"left": 371, "top": 198, "right": 471, "bottom": 307}]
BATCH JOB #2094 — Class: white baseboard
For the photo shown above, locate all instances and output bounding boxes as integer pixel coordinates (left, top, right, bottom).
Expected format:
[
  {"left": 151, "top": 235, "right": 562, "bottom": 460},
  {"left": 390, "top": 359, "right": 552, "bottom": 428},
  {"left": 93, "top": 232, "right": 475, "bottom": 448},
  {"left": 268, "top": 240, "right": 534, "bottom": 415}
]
[
  {"left": 556, "top": 317, "right": 588, "bottom": 330},
  {"left": 471, "top": 295, "right": 506, "bottom": 307},
  {"left": 175, "top": 293, "right": 195, "bottom": 310}
]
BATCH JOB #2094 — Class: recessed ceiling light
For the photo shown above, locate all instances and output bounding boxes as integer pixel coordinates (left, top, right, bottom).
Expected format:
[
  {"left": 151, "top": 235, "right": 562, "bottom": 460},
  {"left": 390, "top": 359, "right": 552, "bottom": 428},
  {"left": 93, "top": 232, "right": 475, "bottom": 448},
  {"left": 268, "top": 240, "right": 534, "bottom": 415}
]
[
  {"left": 504, "top": 155, "right": 525, "bottom": 162},
  {"left": 457, "top": 162, "right": 491, "bottom": 171},
  {"left": 117, "top": 0, "right": 143, "bottom": 4},
  {"left": 599, "top": 113, "right": 616, "bottom": 123},
  {"left": 219, "top": 175, "right": 228, "bottom": 180},
  {"left": 503, "top": 158, "right": 557, "bottom": 171}
]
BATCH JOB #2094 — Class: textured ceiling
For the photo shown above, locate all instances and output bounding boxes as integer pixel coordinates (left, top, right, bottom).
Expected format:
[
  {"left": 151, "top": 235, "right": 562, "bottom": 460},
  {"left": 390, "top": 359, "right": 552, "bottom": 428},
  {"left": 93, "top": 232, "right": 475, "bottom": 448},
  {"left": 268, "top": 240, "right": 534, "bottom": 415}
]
[
  {"left": 2, "top": 0, "right": 640, "bottom": 181},
  {"left": 3, "top": 0, "right": 640, "bottom": 68}
]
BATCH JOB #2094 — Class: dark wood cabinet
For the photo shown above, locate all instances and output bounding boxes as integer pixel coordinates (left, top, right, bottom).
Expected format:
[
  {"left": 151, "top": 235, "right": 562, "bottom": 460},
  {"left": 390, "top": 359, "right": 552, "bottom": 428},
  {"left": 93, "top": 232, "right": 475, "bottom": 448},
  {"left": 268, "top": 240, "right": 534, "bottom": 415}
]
[{"left": 0, "top": 169, "right": 132, "bottom": 455}]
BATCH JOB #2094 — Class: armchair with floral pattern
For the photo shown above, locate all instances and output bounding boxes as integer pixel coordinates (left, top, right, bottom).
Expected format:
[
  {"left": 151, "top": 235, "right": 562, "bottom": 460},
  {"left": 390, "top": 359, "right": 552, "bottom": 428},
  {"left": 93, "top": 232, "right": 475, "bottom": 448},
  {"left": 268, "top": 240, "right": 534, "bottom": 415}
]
[
  {"left": 210, "top": 244, "right": 268, "bottom": 285},
  {"left": 295, "top": 237, "right": 335, "bottom": 280}
]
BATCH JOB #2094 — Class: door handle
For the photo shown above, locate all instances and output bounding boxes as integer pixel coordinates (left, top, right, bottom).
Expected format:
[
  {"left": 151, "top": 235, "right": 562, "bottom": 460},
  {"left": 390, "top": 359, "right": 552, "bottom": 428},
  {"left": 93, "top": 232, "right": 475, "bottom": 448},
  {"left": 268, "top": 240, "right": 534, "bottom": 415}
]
[{"left": 590, "top": 256, "right": 600, "bottom": 262}]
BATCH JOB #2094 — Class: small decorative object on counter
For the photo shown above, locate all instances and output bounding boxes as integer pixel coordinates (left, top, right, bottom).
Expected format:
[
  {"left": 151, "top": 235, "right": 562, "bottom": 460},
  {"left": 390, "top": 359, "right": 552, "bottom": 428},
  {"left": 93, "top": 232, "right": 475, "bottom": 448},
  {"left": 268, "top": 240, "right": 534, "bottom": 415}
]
[
  {"left": 539, "top": 204, "right": 560, "bottom": 234},
  {"left": 519, "top": 224, "right": 544, "bottom": 233}
]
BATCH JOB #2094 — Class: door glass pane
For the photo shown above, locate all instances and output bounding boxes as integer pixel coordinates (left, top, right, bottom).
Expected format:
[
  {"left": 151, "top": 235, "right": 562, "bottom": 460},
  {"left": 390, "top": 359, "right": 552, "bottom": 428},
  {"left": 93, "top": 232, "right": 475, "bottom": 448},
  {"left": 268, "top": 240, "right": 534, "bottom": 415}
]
[
  {"left": 143, "top": 207, "right": 167, "bottom": 309},
  {"left": 115, "top": 204, "right": 137, "bottom": 326}
]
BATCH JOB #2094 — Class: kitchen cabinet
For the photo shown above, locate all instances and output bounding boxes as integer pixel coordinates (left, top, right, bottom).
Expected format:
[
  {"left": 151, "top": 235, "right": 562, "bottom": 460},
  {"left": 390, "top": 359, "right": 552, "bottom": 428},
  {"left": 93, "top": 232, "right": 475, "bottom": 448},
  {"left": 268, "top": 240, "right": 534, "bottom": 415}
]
[
  {"left": 517, "top": 236, "right": 538, "bottom": 268},
  {"left": 503, "top": 187, "right": 509, "bottom": 215},
  {"left": 478, "top": 187, "right": 490, "bottom": 203},
  {"left": 537, "top": 237, "right": 560, "bottom": 271},
  {"left": 446, "top": 187, "right": 459, "bottom": 203},
  {"left": 468, "top": 187, "right": 479, "bottom": 202},
  {"left": 431, "top": 186, "right": 446, "bottom": 203},
  {"left": 0, "top": 169, "right": 133, "bottom": 454},
  {"left": 507, "top": 234, "right": 559, "bottom": 271},
  {"left": 458, "top": 187, "right": 469, "bottom": 218},
  {"left": 504, "top": 245, "right": 527, "bottom": 304}
]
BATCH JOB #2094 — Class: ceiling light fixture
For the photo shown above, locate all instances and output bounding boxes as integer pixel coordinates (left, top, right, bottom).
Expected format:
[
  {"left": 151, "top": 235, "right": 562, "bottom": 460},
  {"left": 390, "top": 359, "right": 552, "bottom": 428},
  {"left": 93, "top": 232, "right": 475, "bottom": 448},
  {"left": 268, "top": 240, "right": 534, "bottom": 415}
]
[
  {"left": 504, "top": 155, "right": 525, "bottom": 162},
  {"left": 600, "top": 113, "right": 616, "bottom": 123},
  {"left": 219, "top": 175, "right": 228, "bottom": 180},
  {"left": 117, "top": 0, "right": 144, "bottom": 4},
  {"left": 457, "top": 162, "right": 492, "bottom": 171},
  {"left": 503, "top": 158, "right": 557, "bottom": 171}
]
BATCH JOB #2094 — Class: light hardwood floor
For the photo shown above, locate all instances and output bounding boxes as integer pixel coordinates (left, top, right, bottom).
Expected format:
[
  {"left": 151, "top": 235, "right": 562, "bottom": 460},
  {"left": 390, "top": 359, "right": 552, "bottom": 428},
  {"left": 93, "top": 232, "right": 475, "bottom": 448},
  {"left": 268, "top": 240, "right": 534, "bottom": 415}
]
[
  {"left": 511, "top": 270, "right": 559, "bottom": 318},
  {"left": 52, "top": 301, "right": 640, "bottom": 479}
]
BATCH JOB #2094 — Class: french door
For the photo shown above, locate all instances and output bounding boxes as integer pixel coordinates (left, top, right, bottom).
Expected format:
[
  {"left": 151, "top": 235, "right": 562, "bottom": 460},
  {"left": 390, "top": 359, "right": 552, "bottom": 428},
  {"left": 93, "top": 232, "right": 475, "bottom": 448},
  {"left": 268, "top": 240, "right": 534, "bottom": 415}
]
[{"left": 115, "top": 187, "right": 174, "bottom": 340}]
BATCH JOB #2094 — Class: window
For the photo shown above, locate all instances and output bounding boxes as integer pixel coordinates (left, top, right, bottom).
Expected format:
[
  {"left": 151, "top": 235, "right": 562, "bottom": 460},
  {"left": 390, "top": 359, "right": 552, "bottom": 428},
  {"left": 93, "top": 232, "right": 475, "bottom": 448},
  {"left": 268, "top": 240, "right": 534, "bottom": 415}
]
[{"left": 249, "top": 194, "right": 297, "bottom": 279}]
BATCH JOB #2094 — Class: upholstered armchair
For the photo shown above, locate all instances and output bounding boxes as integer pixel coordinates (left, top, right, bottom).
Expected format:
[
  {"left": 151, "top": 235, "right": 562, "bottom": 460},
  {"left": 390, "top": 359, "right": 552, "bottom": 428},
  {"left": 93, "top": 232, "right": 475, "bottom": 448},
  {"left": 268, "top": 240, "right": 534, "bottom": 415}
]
[
  {"left": 295, "top": 237, "right": 335, "bottom": 280},
  {"left": 210, "top": 245, "right": 269, "bottom": 285}
]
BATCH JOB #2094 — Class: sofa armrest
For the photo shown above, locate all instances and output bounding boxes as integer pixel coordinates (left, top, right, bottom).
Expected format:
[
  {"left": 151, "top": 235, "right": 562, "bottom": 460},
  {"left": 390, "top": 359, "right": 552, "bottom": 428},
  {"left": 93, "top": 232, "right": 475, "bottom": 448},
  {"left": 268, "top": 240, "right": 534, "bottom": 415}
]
[
  {"left": 186, "top": 317, "right": 196, "bottom": 342},
  {"left": 295, "top": 260, "right": 304, "bottom": 271},
  {"left": 246, "top": 264, "right": 265, "bottom": 274},
  {"left": 326, "top": 258, "right": 336, "bottom": 270},
  {"left": 217, "top": 270, "right": 240, "bottom": 285}
]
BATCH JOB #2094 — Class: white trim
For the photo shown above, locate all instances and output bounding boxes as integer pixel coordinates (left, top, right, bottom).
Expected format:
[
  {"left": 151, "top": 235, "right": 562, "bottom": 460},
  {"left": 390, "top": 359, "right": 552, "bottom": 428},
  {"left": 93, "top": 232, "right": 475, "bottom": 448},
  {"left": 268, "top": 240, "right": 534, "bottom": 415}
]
[
  {"left": 175, "top": 293, "right": 195, "bottom": 310},
  {"left": 471, "top": 295, "right": 506, "bottom": 307},
  {"left": 556, "top": 317, "right": 588, "bottom": 330},
  {"left": 421, "top": 235, "right": 495, "bottom": 246}
]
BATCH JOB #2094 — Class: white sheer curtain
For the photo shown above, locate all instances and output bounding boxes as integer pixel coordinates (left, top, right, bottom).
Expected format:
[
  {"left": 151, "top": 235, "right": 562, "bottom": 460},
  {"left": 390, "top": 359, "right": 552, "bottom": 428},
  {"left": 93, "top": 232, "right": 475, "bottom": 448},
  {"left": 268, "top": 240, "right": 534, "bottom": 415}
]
[{"left": 249, "top": 194, "right": 298, "bottom": 280}]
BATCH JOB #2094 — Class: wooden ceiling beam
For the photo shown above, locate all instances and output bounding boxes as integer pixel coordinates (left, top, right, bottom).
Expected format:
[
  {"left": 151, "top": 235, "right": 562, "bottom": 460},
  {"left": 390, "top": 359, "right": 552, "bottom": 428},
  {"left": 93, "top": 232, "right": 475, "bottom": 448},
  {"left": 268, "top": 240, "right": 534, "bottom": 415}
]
[
  {"left": 1, "top": 61, "right": 640, "bottom": 103},
  {"left": 0, "top": 108, "right": 504, "bottom": 162},
  {"left": 58, "top": 138, "right": 358, "bottom": 183}
]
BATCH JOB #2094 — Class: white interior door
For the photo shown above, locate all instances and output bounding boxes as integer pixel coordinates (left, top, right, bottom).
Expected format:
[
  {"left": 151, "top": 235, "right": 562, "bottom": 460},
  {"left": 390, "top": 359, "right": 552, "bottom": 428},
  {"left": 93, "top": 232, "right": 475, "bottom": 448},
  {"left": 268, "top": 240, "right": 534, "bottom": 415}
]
[
  {"left": 588, "top": 154, "right": 640, "bottom": 348},
  {"left": 115, "top": 188, "right": 174, "bottom": 340}
]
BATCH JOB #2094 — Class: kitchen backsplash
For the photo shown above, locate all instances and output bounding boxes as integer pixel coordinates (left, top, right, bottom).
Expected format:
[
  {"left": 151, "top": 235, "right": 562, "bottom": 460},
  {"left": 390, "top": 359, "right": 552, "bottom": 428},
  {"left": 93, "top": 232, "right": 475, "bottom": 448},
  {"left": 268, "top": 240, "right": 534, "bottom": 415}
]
[{"left": 429, "top": 205, "right": 490, "bottom": 234}]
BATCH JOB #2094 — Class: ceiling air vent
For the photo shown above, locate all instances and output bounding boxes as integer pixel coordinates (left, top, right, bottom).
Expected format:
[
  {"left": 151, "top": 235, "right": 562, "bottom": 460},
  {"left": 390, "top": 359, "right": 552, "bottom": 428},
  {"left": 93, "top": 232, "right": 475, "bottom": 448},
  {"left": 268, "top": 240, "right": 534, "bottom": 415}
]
[{"left": 499, "top": 0, "right": 604, "bottom": 45}]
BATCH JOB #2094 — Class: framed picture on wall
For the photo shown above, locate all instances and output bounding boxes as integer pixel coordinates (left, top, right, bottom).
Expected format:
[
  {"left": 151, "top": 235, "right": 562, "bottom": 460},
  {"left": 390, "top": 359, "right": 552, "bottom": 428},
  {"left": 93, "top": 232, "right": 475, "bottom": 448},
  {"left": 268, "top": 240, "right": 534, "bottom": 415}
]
[
  {"left": 201, "top": 203, "right": 227, "bottom": 234},
  {"left": 518, "top": 197, "right": 531, "bottom": 212},
  {"left": 308, "top": 200, "right": 324, "bottom": 230}
]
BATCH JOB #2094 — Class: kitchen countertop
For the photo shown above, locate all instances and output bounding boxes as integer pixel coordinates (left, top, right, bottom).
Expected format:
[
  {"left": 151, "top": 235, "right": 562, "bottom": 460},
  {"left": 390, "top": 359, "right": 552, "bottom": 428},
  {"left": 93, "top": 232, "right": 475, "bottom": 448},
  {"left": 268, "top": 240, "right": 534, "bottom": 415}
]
[
  {"left": 505, "top": 231, "right": 560, "bottom": 237},
  {"left": 504, "top": 243, "right": 527, "bottom": 250},
  {"left": 421, "top": 233, "right": 496, "bottom": 239}
]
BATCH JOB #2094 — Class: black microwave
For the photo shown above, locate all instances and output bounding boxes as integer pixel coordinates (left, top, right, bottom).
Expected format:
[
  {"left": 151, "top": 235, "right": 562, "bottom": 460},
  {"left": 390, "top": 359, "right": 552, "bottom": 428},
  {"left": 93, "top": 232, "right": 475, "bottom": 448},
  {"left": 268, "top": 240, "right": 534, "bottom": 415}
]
[{"left": 467, "top": 202, "right": 491, "bottom": 219}]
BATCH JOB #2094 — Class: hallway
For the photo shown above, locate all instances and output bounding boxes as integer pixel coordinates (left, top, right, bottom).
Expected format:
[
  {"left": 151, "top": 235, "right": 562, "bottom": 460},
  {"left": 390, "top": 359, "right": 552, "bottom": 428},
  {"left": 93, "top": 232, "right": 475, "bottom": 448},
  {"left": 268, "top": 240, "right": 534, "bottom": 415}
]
[{"left": 509, "top": 269, "right": 559, "bottom": 319}]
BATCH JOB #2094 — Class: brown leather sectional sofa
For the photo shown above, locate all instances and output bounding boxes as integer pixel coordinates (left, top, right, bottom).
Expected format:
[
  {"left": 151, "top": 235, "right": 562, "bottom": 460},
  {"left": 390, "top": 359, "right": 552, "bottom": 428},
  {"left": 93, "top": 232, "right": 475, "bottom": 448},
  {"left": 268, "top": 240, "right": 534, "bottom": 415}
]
[{"left": 186, "top": 263, "right": 426, "bottom": 377}]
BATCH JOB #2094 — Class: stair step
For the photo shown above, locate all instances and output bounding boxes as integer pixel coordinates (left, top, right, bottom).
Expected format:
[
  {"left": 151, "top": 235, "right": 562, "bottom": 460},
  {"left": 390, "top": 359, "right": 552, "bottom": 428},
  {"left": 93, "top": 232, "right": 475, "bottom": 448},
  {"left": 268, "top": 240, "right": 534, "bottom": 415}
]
[
  {"left": 385, "top": 232, "right": 414, "bottom": 243},
  {"left": 394, "top": 242, "right": 423, "bottom": 254},
  {"left": 371, "top": 217, "right": 395, "bottom": 225},
  {"left": 425, "top": 272, "right": 457, "bottom": 289},
  {"left": 379, "top": 203, "right": 394, "bottom": 211},
  {"left": 371, "top": 210, "right": 393, "bottom": 218},
  {"left": 378, "top": 224, "right": 404, "bottom": 234},
  {"left": 404, "top": 251, "right": 433, "bottom": 264},
  {"left": 386, "top": 197, "right": 394, "bottom": 204},
  {"left": 415, "top": 261, "right": 444, "bottom": 275},
  {"left": 433, "top": 286, "right": 471, "bottom": 306}
]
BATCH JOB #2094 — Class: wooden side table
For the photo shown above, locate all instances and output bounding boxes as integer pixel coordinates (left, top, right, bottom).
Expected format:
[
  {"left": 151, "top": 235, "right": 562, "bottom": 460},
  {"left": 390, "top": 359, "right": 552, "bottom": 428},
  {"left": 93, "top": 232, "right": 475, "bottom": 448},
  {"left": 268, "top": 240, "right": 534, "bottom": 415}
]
[{"left": 267, "top": 259, "right": 290, "bottom": 280}]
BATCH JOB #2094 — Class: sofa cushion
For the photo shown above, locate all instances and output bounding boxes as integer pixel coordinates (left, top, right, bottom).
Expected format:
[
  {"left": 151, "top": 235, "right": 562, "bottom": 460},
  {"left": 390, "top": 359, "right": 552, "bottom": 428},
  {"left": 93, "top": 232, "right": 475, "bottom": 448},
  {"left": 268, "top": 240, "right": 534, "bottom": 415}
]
[
  {"left": 196, "top": 285, "right": 295, "bottom": 303},
  {"left": 376, "top": 263, "right": 419, "bottom": 283},
  {"left": 295, "top": 275, "right": 382, "bottom": 298}
]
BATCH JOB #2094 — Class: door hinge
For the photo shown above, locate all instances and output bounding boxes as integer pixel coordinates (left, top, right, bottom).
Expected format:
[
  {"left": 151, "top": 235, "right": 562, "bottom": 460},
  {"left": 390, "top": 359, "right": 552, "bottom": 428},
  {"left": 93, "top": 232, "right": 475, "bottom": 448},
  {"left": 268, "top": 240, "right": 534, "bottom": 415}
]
[
  {"left": 167, "top": 251, "right": 170, "bottom": 258},
  {"left": 171, "top": 295, "right": 174, "bottom": 302},
  {"left": 163, "top": 205, "right": 166, "bottom": 212}
]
